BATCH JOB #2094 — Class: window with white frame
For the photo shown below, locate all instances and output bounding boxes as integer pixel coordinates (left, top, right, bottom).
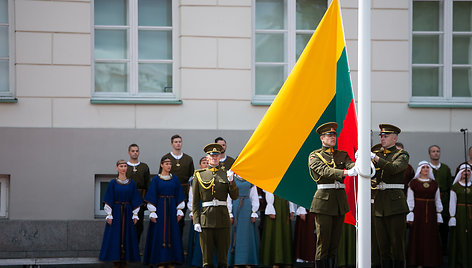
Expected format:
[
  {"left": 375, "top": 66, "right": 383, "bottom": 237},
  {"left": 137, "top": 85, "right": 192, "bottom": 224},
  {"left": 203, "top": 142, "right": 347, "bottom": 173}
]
[
  {"left": 253, "top": 0, "right": 327, "bottom": 104},
  {"left": 0, "top": 175, "right": 9, "bottom": 218},
  {"left": 411, "top": 0, "right": 472, "bottom": 107},
  {"left": 0, "top": 0, "right": 14, "bottom": 100},
  {"left": 94, "top": 174, "right": 114, "bottom": 217},
  {"left": 92, "top": 0, "right": 179, "bottom": 103}
]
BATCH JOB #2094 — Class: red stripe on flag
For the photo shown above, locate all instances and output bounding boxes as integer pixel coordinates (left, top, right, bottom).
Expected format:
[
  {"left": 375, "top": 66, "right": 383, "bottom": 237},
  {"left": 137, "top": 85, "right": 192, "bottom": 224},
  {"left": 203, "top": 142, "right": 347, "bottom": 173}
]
[{"left": 338, "top": 99, "right": 358, "bottom": 225}]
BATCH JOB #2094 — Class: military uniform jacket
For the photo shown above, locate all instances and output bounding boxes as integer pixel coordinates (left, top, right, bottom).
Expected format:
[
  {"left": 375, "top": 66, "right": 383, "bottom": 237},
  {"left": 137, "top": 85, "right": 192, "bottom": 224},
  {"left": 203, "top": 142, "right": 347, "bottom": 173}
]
[
  {"left": 192, "top": 166, "right": 239, "bottom": 228},
  {"left": 309, "top": 147, "right": 355, "bottom": 216},
  {"left": 373, "top": 146, "right": 410, "bottom": 217}
]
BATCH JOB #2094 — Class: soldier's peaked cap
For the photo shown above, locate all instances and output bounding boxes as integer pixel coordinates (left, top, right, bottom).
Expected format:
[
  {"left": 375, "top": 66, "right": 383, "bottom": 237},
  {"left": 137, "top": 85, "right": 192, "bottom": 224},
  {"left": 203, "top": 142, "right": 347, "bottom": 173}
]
[
  {"left": 379, "top": 124, "right": 401, "bottom": 135},
  {"left": 316, "top": 122, "right": 338, "bottom": 135},
  {"left": 204, "top": 143, "right": 223, "bottom": 155}
]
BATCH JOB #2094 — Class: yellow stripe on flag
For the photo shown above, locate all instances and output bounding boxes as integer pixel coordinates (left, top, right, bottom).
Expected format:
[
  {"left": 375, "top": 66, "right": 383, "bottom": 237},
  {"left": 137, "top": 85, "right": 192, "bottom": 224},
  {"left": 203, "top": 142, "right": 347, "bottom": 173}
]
[{"left": 232, "top": 0, "right": 346, "bottom": 192}]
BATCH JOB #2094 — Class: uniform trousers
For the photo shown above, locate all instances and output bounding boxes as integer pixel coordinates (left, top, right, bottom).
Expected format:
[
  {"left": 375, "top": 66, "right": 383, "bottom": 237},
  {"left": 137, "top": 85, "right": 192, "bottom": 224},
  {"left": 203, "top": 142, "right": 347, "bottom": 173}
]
[
  {"left": 314, "top": 213, "right": 344, "bottom": 260},
  {"left": 200, "top": 227, "right": 230, "bottom": 267},
  {"left": 374, "top": 213, "right": 406, "bottom": 261}
]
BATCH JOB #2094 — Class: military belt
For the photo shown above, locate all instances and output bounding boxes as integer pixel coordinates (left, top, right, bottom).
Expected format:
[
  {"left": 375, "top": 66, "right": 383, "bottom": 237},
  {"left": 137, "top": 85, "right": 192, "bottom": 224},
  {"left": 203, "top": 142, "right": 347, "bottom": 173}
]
[
  {"left": 202, "top": 200, "right": 227, "bottom": 207},
  {"left": 376, "top": 182, "right": 404, "bottom": 190},
  {"left": 317, "top": 181, "right": 345, "bottom": 189}
]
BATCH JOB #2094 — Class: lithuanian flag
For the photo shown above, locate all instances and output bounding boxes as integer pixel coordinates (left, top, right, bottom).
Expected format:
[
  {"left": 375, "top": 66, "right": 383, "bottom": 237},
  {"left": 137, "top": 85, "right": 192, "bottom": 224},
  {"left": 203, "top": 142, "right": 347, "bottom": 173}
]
[{"left": 231, "top": 0, "right": 358, "bottom": 225}]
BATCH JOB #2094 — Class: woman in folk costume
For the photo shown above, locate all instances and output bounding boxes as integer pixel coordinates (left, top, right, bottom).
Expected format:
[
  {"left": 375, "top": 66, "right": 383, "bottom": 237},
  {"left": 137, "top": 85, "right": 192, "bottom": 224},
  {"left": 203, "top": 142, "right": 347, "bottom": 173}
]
[
  {"left": 293, "top": 205, "right": 316, "bottom": 265},
  {"left": 448, "top": 164, "right": 472, "bottom": 268},
  {"left": 99, "top": 160, "right": 143, "bottom": 268},
  {"left": 143, "top": 156, "right": 186, "bottom": 267},
  {"left": 260, "top": 190, "right": 295, "bottom": 268},
  {"left": 406, "top": 161, "right": 443, "bottom": 267},
  {"left": 227, "top": 174, "right": 260, "bottom": 266}
]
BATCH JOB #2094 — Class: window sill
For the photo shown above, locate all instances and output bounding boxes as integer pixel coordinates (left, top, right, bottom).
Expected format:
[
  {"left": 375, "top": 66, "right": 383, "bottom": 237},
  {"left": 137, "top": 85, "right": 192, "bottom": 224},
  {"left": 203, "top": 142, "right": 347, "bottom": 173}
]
[
  {"left": 0, "top": 98, "right": 18, "bottom": 103},
  {"left": 90, "top": 99, "right": 182, "bottom": 105},
  {"left": 408, "top": 101, "right": 472, "bottom": 108},
  {"left": 251, "top": 95, "right": 276, "bottom": 106}
]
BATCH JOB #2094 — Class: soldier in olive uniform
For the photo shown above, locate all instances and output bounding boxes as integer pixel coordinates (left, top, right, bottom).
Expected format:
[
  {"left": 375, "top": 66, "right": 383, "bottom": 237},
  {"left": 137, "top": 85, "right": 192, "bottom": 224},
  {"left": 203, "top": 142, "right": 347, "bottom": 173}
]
[
  {"left": 192, "top": 143, "right": 239, "bottom": 268},
  {"left": 371, "top": 124, "right": 410, "bottom": 268},
  {"left": 308, "top": 122, "right": 357, "bottom": 268}
]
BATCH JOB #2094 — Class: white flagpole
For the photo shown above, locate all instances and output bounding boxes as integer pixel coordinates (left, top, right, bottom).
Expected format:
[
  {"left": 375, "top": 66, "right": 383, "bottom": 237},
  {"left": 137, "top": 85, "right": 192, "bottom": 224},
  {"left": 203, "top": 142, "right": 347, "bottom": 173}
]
[{"left": 357, "top": 0, "right": 371, "bottom": 267}]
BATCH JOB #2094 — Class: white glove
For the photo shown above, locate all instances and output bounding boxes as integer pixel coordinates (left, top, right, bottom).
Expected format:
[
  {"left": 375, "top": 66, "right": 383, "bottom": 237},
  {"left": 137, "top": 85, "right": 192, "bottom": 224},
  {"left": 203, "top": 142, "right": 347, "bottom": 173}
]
[
  {"left": 227, "top": 170, "right": 234, "bottom": 182},
  {"left": 354, "top": 151, "right": 375, "bottom": 160},
  {"left": 449, "top": 217, "right": 456, "bottom": 227},
  {"left": 406, "top": 212, "right": 414, "bottom": 222},
  {"left": 347, "top": 166, "right": 357, "bottom": 177},
  {"left": 194, "top": 223, "right": 202, "bottom": 232},
  {"left": 437, "top": 213, "right": 443, "bottom": 223}
]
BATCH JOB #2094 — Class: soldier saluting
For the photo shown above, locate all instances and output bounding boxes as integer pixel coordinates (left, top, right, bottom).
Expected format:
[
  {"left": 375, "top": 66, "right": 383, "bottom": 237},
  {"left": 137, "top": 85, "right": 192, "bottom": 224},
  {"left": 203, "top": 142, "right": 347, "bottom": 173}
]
[
  {"left": 192, "top": 143, "right": 239, "bottom": 268},
  {"left": 371, "top": 124, "right": 409, "bottom": 268},
  {"left": 308, "top": 122, "right": 357, "bottom": 268}
]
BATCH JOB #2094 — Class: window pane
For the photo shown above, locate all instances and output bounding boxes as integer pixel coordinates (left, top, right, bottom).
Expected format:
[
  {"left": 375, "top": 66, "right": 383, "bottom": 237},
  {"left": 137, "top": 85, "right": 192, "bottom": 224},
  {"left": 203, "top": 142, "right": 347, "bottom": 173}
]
[
  {"left": 256, "top": 33, "right": 286, "bottom": 62},
  {"left": 95, "top": 63, "right": 128, "bottom": 93},
  {"left": 296, "top": 0, "right": 326, "bottom": 30},
  {"left": 138, "top": 30, "right": 172, "bottom": 60},
  {"left": 0, "top": 0, "right": 7, "bottom": 24},
  {"left": 453, "top": 35, "right": 472, "bottom": 64},
  {"left": 139, "top": 0, "right": 172, "bottom": 27},
  {"left": 94, "top": 0, "right": 127, "bottom": 26},
  {"left": 412, "top": 67, "right": 442, "bottom": 97},
  {"left": 100, "top": 182, "right": 109, "bottom": 210},
  {"left": 256, "top": 65, "right": 286, "bottom": 95},
  {"left": 256, "top": 0, "right": 285, "bottom": 30},
  {"left": 0, "top": 60, "right": 8, "bottom": 92},
  {"left": 139, "top": 63, "right": 172, "bottom": 93},
  {"left": 453, "top": 1, "right": 472, "bottom": 32},
  {"left": 296, "top": 33, "right": 311, "bottom": 61},
  {"left": 0, "top": 26, "right": 8, "bottom": 57},
  {"left": 95, "top": 29, "right": 127, "bottom": 59},
  {"left": 452, "top": 67, "right": 472, "bottom": 97},
  {"left": 413, "top": 1, "right": 440, "bottom": 31},
  {"left": 412, "top": 35, "right": 441, "bottom": 64}
]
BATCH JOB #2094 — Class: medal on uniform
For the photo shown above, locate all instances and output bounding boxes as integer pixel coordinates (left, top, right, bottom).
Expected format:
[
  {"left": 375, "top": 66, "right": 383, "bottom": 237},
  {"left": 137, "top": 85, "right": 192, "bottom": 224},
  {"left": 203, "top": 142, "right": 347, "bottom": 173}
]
[
  {"left": 423, "top": 182, "right": 430, "bottom": 188},
  {"left": 221, "top": 165, "right": 225, "bottom": 171},
  {"left": 133, "top": 166, "right": 137, "bottom": 172},
  {"left": 176, "top": 161, "right": 180, "bottom": 167}
]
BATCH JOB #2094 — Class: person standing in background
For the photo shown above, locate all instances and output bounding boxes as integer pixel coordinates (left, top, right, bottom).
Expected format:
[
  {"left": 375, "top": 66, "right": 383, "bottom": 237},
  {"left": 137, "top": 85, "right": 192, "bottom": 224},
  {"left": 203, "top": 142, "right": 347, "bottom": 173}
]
[
  {"left": 215, "top": 137, "right": 235, "bottom": 172},
  {"left": 126, "top": 144, "right": 150, "bottom": 244},
  {"left": 161, "top": 134, "right": 195, "bottom": 235},
  {"left": 406, "top": 161, "right": 443, "bottom": 267},
  {"left": 99, "top": 160, "right": 143, "bottom": 268},
  {"left": 428, "top": 145, "right": 452, "bottom": 255}
]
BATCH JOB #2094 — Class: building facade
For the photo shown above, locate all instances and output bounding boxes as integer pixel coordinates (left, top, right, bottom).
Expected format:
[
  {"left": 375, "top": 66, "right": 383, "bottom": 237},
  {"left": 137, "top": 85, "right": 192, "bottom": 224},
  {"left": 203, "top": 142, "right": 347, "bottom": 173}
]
[{"left": 0, "top": 0, "right": 471, "bottom": 262}]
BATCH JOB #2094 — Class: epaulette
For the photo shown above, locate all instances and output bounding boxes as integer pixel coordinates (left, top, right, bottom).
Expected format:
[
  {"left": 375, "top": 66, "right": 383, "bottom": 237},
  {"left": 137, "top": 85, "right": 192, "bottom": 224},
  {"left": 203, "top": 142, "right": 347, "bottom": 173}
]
[
  {"left": 309, "top": 149, "right": 322, "bottom": 159},
  {"left": 193, "top": 169, "right": 206, "bottom": 177}
]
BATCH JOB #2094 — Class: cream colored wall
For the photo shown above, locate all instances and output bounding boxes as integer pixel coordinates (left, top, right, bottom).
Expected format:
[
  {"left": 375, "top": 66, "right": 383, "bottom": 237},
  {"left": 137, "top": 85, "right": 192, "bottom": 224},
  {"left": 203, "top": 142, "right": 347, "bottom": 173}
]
[{"left": 1, "top": 0, "right": 471, "bottom": 132}]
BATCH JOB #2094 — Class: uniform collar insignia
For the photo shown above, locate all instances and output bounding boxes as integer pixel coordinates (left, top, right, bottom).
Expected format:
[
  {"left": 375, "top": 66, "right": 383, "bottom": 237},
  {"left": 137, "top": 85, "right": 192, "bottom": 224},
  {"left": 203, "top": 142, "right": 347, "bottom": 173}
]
[
  {"left": 323, "top": 146, "right": 334, "bottom": 153},
  {"left": 382, "top": 146, "right": 396, "bottom": 154}
]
